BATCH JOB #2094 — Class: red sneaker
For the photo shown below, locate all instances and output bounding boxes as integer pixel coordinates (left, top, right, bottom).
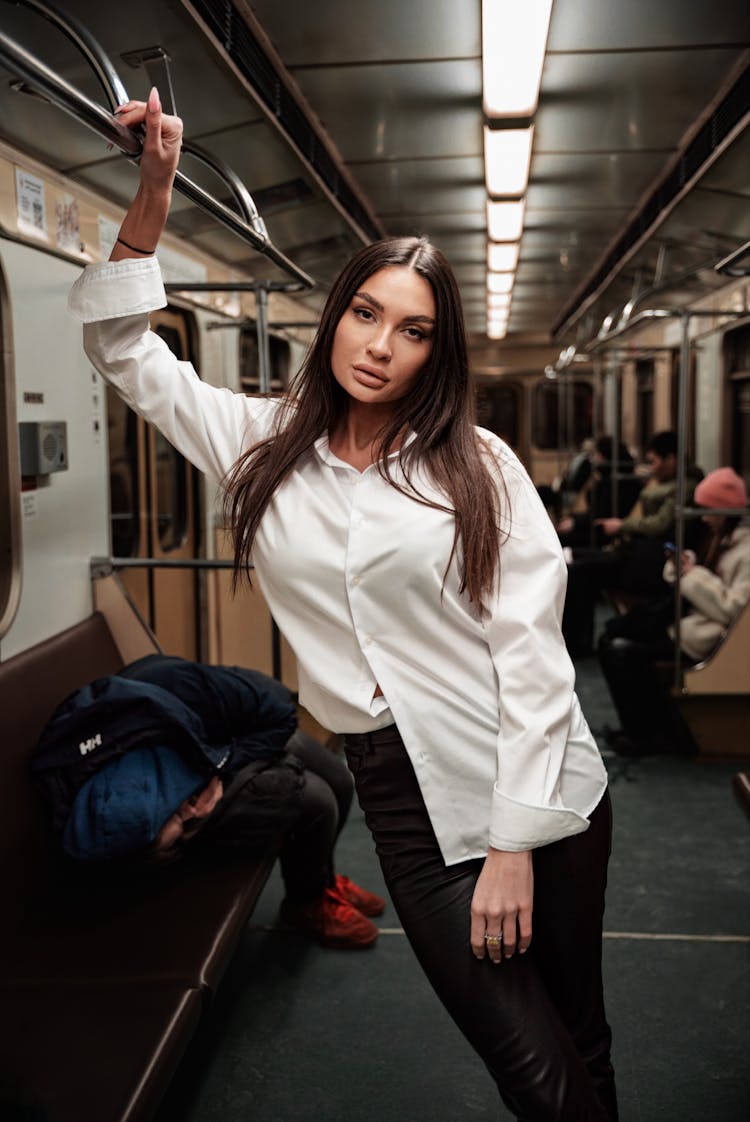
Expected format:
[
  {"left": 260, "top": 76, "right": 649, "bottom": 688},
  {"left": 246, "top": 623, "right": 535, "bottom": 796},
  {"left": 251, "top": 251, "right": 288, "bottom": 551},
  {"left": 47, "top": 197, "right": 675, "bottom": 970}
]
[
  {"left": 334, "top": 874, "right": 386, "bottom": 917},
  {"left": 281, "top": 886, "right": 379, "bottom": 949}
]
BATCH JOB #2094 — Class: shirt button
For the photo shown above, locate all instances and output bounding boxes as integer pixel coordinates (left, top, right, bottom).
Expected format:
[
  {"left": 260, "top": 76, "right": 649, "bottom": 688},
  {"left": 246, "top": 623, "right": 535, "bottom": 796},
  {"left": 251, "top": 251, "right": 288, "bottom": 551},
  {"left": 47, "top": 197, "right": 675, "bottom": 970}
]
[
  {"left": 351, "top": 576, "right": 361, "bottom": 587},
  {"left": 363, "top": 635, "right": 373, "bottom": 646}
]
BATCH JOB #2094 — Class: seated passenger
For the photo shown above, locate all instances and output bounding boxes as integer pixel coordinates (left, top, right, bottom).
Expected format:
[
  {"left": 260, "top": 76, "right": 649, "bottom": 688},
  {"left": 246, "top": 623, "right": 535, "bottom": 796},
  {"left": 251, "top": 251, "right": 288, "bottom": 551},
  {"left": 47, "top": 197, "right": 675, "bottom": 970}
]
[
  {"left": 557, "top": 436, "right": 640, "bottom": 548},
  {"left": 537, "top": 438, "right": 595, "bottom": 523},
  {"left": 32, "top": 655, "right": 385, "bottom": 949},
  {"left": 562, "top": 430, "right": 703, "bottom": 656},
  {"left": 597, "top": 468, "right": 750, "bottom": 756}
]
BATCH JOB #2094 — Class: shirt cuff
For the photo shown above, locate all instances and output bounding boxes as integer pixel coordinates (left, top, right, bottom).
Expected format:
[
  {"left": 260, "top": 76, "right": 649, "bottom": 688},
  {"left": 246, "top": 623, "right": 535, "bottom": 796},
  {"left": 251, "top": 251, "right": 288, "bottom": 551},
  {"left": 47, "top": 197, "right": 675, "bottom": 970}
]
[
  {"left": 68, "top": 257, "right": 167, "bottom": 323},
  {"left": 489, "top": 786, "right": 591, "bottom": 851}
]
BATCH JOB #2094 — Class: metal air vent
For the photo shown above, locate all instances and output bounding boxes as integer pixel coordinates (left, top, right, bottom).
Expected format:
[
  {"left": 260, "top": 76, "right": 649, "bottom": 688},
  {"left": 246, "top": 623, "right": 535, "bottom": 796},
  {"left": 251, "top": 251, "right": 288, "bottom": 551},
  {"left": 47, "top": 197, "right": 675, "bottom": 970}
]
[{"left": 187, "top": 0, "right": 382, "bottom": 244}]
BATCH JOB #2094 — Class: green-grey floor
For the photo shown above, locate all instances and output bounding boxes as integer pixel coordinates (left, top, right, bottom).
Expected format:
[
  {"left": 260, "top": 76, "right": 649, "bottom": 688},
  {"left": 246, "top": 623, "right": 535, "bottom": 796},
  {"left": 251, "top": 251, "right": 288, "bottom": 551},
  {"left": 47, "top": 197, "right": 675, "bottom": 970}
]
[{"left": 155, "top": 652, "right": 750, "bottom": 1122}]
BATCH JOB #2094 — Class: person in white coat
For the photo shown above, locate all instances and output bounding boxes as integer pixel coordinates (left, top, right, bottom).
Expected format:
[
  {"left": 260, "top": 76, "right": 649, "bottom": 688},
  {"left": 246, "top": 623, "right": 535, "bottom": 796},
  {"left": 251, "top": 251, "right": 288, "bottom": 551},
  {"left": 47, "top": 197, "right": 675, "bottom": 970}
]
[
  {"left": 599, "top": 467, "right": 749, "bottom": 755},
  {"left": 69, "top": 89, "right": 617, "bottom": 1120}
]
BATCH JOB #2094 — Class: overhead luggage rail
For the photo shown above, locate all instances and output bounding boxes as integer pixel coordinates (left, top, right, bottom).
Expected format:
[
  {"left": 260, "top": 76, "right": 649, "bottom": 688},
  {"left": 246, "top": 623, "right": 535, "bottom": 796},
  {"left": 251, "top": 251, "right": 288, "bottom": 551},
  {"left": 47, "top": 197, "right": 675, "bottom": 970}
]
[{"left": 0, "top": 0, "right": 314, "bottom": 288}]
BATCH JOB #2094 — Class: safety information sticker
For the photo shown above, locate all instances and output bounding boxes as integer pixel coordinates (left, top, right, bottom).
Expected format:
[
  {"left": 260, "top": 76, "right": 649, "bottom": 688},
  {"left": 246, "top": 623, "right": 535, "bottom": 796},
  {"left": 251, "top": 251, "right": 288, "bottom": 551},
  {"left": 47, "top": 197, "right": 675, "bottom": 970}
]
[{"left": 15, "top": 169, "right": 48, "bottom": 240}]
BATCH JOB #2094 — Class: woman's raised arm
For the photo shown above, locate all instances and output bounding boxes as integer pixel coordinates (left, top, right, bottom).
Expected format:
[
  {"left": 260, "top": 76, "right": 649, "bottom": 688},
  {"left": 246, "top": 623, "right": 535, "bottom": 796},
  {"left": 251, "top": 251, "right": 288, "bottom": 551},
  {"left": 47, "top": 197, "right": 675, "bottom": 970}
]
[{"left": 109, "top": 87, "right": 183, "bottom": 262}]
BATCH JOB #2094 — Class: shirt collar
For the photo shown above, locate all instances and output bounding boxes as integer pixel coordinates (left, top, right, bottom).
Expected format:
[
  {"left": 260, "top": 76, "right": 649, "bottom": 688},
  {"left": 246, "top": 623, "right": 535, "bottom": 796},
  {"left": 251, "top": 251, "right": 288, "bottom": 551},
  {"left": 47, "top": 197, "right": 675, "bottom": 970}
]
[{"left": 313, "top": 429, "right": 417, "bottom": 471}]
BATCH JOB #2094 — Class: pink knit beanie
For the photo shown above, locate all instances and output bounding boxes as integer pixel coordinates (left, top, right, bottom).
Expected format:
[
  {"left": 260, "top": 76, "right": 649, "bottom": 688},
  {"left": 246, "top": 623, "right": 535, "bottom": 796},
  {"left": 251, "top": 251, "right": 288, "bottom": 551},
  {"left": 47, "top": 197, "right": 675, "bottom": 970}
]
[{"left": 694, "top": 468, "right": 748, "bottom": 510}]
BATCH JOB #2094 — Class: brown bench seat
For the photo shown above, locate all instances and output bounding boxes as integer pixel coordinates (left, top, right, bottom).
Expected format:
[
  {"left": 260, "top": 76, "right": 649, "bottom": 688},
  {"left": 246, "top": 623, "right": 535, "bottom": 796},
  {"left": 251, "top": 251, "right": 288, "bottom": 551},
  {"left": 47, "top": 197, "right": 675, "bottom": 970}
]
[
  {"left": 0, "top": 613, "right": 277, "bottom": 1122},
  {"left": 0, "top": 980, "right": 202, "bottom": 1122}
]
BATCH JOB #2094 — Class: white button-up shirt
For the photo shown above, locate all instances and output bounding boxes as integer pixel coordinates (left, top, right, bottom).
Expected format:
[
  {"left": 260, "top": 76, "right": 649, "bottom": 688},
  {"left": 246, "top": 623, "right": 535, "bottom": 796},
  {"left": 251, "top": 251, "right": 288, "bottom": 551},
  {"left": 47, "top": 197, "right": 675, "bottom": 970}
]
[{"left": 69, "top": 258, "right": 607, "bottom": 864}]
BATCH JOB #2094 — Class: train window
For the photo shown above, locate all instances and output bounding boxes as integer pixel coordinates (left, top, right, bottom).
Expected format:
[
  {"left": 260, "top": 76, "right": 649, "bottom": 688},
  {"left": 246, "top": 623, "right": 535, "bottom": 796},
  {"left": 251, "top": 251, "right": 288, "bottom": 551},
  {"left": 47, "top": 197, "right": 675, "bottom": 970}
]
[
  {"left": 0, "top": 255, "right": 21, "bottom": 639},
  {"left": 153, "top": 325, "right": 189, "bottom": 552},
  {"left": 240, "top": 325, "right": 291, "bottom": 393},
  {"left": 475, "top": 383, "right": 520, "bottom": 447},
  {"left": 533, "top": 380, "right": 593, "bottom": 450},
  {"left": 106, "top": 387, "right": 140, "bottom": 557}
]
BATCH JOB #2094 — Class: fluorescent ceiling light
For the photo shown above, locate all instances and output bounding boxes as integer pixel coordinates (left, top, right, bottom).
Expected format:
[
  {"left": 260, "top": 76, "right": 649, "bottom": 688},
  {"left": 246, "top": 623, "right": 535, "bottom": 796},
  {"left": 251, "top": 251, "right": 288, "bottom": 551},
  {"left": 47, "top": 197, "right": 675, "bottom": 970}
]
[
  {"left": 487, "top": 292, "right": 512, "bottom": 308},
  {"left": 487, "top": 242, "right": 520, "bottom": 271},
  {"left": 487, "top": 272, "right": 514, "bottom": 294},
  {"left": 484, "top": 126, "right": 534, "bottom": 198},
  {"left": 487, "top": 199, "right": 525, "bottom": 242},
  {"left": 482, "top": 0, "right": 554, "bottom": 121},
  {"left": 487, "top": 322, "right": 508, "bottom": 340},
  {"left": 487, "top": 308, "right": 509, "bottom": 324}
]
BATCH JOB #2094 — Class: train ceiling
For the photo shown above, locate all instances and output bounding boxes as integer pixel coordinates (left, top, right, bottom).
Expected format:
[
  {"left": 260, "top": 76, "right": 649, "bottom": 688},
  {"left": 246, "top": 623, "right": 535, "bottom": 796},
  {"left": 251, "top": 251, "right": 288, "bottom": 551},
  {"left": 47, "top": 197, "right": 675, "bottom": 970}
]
[{"left": 0, "top": 0, "right": 748, "bottom": 349}]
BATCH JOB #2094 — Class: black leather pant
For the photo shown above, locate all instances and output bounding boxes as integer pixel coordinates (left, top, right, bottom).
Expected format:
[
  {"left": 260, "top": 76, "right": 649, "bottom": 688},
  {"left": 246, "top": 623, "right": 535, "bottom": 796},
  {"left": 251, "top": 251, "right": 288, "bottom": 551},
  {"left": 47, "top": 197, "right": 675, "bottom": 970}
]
[{"left": 344, "top": 726, "right": 617, "bottom": 1122}]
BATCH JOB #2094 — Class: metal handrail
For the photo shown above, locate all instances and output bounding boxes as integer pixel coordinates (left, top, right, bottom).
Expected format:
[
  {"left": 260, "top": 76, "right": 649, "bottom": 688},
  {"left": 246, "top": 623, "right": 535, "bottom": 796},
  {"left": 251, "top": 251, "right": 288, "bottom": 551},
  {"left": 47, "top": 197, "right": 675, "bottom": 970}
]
[
  {"left": 613, "top": 255, "right": 720, "bottom": 335},
  {"left": 587, "top": 308, "right": 674, "bottom": 351},
  {"left": 0, "top": 12, "right": 314, "bottom": 287},
  {"left": 715, "top": 240, "right": 750, "bottom": 276},
  {"left": 8, "top": 0, "right": 128, "bottom": 109},
  {"left": 92, "top": 556, "right": 243, "bottom": 573},
  {"left": 181, "top": 140, "right": 267, "bottom": 240}
]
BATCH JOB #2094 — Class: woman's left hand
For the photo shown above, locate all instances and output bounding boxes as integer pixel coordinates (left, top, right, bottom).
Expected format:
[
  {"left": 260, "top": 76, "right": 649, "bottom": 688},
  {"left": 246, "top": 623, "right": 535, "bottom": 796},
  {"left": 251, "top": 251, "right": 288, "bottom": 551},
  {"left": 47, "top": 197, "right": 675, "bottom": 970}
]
[{"left": 470, "top": 848, "right": 533, "bottom": 963}]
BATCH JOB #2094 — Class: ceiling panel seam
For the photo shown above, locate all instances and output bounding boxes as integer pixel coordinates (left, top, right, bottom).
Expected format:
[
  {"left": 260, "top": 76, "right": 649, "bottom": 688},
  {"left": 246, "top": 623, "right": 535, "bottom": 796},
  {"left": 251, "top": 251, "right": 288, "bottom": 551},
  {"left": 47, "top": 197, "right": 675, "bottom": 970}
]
[{"left": 288, "top": 56, "right": 480, "bottom": 70}]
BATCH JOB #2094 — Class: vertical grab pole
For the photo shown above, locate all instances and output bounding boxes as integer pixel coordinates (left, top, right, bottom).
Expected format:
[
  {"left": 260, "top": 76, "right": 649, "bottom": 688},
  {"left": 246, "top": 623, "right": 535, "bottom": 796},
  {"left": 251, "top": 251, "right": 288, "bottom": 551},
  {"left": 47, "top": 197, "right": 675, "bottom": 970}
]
[
  {"left": 610, "top": 358, "right": 621, "bottom": 520},
  {"left": 673, "top": 311, "right": 691, "bottom": 692},
  {"left": 589, "top": 356, "right": 603, "bottom": 547},
  {"left": 254, "top": 283, "right": 281, "bottom": 679},
  {"left": 256, "top": 285, "right": 271, "bottom": 395}
]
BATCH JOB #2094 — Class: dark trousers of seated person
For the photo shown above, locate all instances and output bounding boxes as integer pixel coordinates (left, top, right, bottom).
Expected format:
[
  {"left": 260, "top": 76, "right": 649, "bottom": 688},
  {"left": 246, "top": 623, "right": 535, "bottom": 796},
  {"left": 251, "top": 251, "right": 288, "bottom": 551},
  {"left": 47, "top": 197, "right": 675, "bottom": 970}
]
[
  {"left": 280, "top": 730, "right": 354, "bottom": 904},
  {"left": 563, "top": 539, "right": 669, "bottom": 656},
  {"left": 345, "top": 726, "right": 617, "bottom": 1122},
  {"left": 597, "top": 634, "right": 695, "bottom": 753}
]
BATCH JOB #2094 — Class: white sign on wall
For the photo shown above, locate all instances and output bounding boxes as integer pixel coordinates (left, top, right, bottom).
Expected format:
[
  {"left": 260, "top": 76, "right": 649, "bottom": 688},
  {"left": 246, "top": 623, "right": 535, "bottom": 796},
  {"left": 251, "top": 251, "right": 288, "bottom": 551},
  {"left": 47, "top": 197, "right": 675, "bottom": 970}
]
[
  {"left": 15, "top": 169, "right": 48, "bottom": 240},
  {"left": 56, "top": 194, "right": 81, "bottom": 253}
]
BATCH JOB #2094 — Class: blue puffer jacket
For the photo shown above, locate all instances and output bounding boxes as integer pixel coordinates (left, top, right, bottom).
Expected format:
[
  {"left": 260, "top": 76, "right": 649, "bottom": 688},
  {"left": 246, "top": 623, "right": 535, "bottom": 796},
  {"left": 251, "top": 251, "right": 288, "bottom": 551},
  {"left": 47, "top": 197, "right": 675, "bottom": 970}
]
[{"left": 32, "top": 656, "right": 297, "bottom": 833}]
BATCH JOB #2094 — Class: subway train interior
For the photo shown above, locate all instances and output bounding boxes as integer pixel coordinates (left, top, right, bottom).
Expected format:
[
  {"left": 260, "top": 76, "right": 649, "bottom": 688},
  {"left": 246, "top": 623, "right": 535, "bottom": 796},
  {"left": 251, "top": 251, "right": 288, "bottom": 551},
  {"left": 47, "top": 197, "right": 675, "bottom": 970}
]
[{"left": 0, "top": 1, "right": 748, "bottom": 1120}]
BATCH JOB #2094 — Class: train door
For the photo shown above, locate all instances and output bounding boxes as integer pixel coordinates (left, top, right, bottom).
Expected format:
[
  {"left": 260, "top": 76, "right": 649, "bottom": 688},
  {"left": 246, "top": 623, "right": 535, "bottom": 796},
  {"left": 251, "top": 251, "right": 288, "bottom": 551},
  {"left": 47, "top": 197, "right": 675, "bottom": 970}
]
[
  {"left": 106, "top": 307, "right": 200, "bottom": 658},
  {"left": 210, "top": 322, "right": 298, "bottom": 690}
]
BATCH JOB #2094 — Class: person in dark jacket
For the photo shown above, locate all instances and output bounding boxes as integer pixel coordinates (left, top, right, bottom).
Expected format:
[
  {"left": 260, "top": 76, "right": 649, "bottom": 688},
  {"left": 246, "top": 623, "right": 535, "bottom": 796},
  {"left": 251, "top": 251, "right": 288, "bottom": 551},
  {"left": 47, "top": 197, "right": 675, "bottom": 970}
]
[{"left": 32, "top": 654, "right": 385, "bottom": 949}]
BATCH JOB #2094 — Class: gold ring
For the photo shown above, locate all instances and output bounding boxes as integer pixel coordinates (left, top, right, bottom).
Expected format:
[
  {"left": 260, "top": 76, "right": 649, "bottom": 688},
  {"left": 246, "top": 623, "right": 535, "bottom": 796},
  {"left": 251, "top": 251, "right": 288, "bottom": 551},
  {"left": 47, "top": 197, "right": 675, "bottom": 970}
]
[{"left": 484, "top": 934, "right": 503, "bottom": 947}]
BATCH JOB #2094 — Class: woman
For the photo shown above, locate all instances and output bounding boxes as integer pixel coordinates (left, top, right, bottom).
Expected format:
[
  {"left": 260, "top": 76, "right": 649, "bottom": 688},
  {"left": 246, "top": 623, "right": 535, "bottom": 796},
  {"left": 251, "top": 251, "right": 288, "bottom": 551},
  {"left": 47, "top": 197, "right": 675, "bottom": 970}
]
[
  {"left": 70, "top": 90, "right": 616, "bottom": 1120},
  {"left": 599, "top": 467, "right": 750, "bottom": 756}
]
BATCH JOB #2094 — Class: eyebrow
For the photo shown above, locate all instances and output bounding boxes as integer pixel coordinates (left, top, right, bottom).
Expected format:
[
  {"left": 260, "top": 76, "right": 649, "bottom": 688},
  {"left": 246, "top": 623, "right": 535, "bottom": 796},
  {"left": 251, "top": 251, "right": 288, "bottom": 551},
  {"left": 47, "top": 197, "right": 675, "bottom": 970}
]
[{"left": 354, "top": 290, "right": 435, "bottom": 325}]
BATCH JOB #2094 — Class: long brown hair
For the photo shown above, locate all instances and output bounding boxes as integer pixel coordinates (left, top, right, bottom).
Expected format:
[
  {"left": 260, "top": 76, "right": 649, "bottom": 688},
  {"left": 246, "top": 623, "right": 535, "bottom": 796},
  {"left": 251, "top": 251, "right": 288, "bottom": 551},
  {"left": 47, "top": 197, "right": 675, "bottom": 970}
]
[{"left": 224, "top": 237, "right": 507, "bottom": 605}]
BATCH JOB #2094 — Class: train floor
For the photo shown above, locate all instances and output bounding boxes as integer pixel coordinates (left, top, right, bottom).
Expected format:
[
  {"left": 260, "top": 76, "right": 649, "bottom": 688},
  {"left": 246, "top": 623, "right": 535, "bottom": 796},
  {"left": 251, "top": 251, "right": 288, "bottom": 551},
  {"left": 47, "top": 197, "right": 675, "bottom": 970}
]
[{"left": 154, "top": 641, "right": 750, "bottom": 1122}]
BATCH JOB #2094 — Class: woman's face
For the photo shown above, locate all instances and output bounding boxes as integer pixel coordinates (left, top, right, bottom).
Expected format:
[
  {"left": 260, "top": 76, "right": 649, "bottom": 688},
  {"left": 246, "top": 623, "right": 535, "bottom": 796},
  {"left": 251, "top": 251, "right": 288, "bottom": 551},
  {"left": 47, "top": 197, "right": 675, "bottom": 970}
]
[{"left": 330, "top": 265, "right": 436, "bottom": 409}]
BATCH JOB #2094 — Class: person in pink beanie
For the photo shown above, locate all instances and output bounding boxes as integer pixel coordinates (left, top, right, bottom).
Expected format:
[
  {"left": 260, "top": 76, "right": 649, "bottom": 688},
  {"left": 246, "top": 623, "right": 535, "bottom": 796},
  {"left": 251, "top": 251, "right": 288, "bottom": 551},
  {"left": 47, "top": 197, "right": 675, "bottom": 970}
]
[{"left": 598, "top": 467, "right": 749, "bottom": 755}]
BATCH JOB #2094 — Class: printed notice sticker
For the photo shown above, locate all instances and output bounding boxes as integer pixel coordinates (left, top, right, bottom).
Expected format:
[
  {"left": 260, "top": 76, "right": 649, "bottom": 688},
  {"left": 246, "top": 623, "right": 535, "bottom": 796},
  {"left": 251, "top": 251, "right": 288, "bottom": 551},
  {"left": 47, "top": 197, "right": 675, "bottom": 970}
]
[
  {"left": 15, "top": 169, "right": 48, "bottom": 240},
  {"left": 56, "top": 194, "right": 81, "bottom": 252},
  {"left": 22, "top": 493, "right": 38, "bottom": 519}
]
